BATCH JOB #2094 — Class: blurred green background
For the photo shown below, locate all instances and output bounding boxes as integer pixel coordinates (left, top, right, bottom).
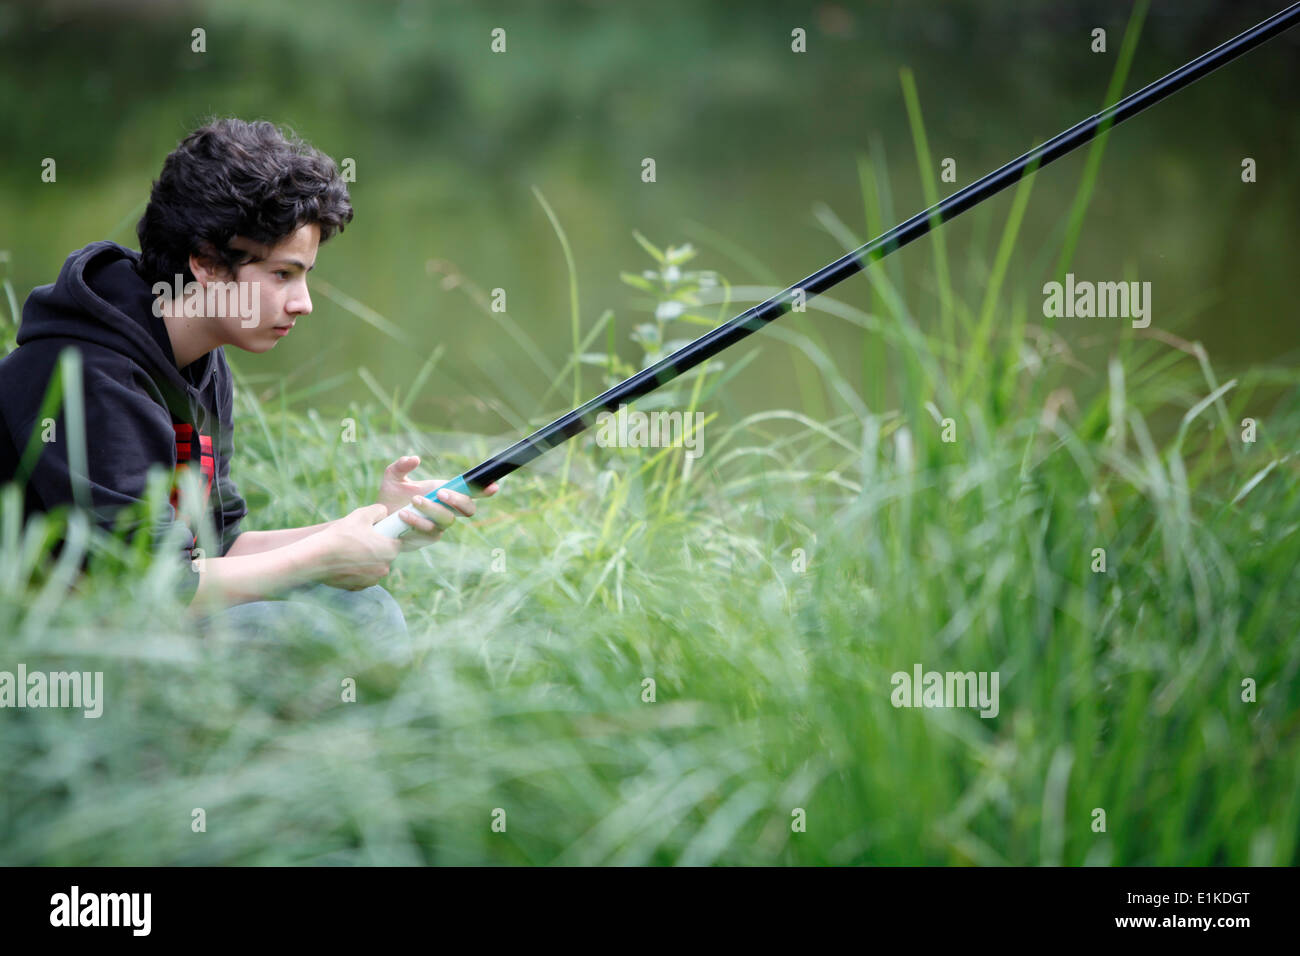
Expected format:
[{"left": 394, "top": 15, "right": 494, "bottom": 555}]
[
  {"left": 2, "top": 0, "right": 1297, "bottom": 434},
  {"left": 3, "top": 0, "right": 1299, "bottom": 868}
]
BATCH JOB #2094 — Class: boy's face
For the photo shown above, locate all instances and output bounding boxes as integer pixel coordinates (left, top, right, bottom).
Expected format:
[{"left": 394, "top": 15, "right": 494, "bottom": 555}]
[{"left": 192, "top": 221, "right": 320, "bottom": 352}]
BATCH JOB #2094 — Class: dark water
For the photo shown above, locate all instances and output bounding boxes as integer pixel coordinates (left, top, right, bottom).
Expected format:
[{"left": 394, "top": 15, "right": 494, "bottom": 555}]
[{"left": 2, "top": 0, "right": 1297, "bottom": 439}]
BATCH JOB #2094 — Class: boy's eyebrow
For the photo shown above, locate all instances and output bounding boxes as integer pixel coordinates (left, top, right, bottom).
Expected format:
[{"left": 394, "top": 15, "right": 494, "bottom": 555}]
[{"left": 271, "top": 258, "right": 315, "bottom": 272}]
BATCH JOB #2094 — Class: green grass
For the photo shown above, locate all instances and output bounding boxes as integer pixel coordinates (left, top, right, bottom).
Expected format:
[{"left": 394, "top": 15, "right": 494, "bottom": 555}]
[
  {"left": 2, "top": 40, "right": 1298, "bottom": 863},
  {"left": 3, "top": 244, "right": 1296, "bottom": 865}
]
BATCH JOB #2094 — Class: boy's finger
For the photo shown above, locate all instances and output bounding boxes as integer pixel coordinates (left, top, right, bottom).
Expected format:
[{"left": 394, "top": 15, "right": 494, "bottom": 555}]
[
  {"left": 434, "top": 486, "right": 475, "bottom": 516},
  {"left": 399, "top": 508, "right": 439, "bottom": 534},
  {"left": 413, "top": 495, "right": 456, "bottom": 528}
]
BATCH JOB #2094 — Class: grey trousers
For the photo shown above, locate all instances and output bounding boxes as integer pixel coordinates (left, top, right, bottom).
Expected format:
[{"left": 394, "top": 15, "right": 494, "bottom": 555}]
[{"left": 196, "top": 582, "right": 409, "bottom": 653}]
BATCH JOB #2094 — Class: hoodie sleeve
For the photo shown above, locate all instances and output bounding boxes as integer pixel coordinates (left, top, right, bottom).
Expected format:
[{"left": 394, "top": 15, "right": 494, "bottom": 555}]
[
  {"left": 6, "top": 344, "right": 202, "bottom": 604},
  {"left": 213, "top": 369, "right": 248, "bottom": 557}
]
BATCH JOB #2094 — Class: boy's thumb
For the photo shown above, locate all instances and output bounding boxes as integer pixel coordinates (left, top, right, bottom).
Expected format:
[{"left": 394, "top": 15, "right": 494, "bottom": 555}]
[{"left": 358, "top": 503, "right": 393, "bottom": 522}]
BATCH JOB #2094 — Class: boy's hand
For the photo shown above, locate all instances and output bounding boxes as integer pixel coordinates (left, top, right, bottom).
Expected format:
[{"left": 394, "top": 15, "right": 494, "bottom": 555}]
[
  {"left": 302, "top": 504, "right": 403, "bottom": 590},
  {"left": 376, "top": 455, "right": 499, "bottom": 552}
]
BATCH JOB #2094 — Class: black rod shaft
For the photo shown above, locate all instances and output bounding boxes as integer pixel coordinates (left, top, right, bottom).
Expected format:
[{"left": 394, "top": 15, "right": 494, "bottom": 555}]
[{"left": 459, "top": 2, "right": 1300, "bottom": 491}]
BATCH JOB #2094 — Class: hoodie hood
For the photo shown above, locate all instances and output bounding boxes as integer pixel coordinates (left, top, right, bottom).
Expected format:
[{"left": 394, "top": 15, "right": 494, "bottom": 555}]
[{"left": 17, "top": 240, "right": 218, "bottom": 416}]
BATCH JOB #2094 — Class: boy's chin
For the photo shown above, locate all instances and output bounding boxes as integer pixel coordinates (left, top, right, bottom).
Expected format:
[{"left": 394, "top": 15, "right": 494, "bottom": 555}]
[{"left": 235, "top": 336, "right": 280, "bottom": 353}]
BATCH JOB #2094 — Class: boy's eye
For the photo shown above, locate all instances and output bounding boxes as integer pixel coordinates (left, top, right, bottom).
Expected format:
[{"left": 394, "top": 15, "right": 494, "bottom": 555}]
[{"left": 275, "top": 270, "right": 290, "bottom": 280}]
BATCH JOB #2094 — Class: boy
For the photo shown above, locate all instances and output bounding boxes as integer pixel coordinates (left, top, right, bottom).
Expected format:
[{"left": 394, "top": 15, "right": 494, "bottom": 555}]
[{"left": 0, "top": 118, "right": 496, "bottom": 636}]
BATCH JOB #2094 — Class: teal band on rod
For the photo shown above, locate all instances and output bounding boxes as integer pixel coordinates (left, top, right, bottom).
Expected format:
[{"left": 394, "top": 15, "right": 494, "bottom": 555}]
[{"left": 428, "top": 474, "right": 471, "bottom": 504}]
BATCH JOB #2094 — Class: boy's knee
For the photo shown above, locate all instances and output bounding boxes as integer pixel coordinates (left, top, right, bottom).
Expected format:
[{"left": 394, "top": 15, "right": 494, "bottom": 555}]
[
  {"left": 306, "top": 584, "right": 409, "bottom": 648},
  {"left": 347, "top": 584, "right": 408, "bottom": 637},
  {"left": 200, "top": 584, "right": 408, "bottom": 647}
]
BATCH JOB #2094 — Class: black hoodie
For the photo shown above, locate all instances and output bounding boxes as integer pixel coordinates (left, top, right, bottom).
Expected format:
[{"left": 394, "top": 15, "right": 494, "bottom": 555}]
[{"left": 0, "top": 240, "right": 248, "bottom": 604}]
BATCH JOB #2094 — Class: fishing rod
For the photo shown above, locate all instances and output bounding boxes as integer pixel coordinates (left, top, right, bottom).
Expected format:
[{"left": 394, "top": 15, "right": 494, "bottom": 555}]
[{"left": 374, "top": 2, "right": 1300, "bottom": 539}]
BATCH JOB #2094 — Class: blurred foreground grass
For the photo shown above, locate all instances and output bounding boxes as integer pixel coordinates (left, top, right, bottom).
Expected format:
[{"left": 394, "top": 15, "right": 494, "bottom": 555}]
[{"left": 2, "top": 218, "right": 1296, "bottom": 864}]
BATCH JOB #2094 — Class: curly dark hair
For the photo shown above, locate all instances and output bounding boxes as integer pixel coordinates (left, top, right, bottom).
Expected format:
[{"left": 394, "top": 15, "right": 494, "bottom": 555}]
[{"left": 135, "top": 117, "right": 354, "bottom": 286}]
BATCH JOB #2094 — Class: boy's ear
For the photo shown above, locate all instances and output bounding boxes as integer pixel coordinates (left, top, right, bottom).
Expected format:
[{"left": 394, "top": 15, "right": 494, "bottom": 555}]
[
  {"left": 190, "top": 237, "right": 256, "bottom": 285},
  {"left": 189, "top": 245, "right": 232, "bottom": 287},
  {"left": 188, "top": 253, "right": 218, "bottom": 287}
]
